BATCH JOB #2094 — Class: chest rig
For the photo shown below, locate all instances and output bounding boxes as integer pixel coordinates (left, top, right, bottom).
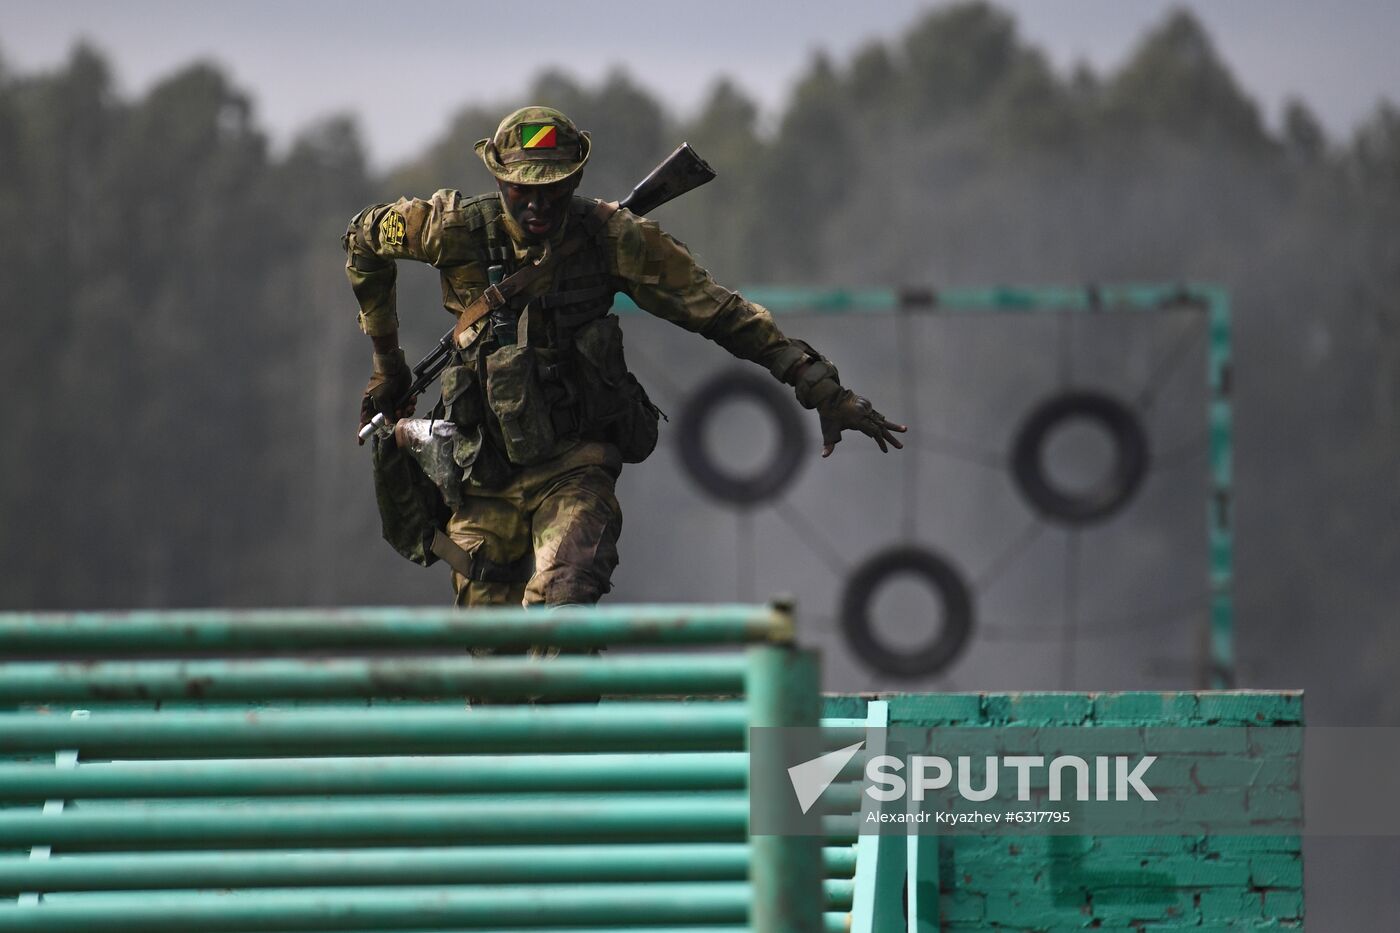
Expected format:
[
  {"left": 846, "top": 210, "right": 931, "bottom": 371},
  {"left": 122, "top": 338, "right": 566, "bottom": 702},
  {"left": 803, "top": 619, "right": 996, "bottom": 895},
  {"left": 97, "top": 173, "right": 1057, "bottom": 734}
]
[{"left": 434, "top": 195, "right": 661, "bottom": 482}]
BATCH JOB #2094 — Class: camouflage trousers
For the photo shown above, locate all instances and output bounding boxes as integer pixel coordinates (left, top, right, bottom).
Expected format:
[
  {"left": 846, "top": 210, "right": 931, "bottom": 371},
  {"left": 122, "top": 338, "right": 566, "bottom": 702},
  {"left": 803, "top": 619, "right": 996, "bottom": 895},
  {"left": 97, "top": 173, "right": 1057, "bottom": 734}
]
[{"left": 446, "top": 441, "right": 623, "bottom": 609}]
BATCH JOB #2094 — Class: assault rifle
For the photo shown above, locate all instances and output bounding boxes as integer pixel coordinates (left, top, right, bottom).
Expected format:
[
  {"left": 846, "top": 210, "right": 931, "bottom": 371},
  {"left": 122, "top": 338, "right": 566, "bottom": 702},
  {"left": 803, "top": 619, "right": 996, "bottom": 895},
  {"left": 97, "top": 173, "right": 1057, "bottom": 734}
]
[{"left": 359, "top": 142, "right": 716, "bottom": 443}]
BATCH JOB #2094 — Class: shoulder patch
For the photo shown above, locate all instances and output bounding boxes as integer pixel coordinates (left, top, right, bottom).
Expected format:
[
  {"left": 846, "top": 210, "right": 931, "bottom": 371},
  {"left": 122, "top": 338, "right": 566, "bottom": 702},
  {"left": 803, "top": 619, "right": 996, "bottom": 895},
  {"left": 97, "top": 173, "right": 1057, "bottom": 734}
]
[{"left": 379, "top": 210, "right": 406, "bottom": 250}]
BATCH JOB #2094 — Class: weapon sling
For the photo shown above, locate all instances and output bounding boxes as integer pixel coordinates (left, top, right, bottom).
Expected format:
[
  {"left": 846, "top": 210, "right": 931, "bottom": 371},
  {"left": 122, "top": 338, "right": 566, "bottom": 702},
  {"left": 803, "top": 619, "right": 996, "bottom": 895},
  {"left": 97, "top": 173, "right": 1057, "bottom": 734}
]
[{"left": 450, "top": 200, "right": 619, "bottom": 348}]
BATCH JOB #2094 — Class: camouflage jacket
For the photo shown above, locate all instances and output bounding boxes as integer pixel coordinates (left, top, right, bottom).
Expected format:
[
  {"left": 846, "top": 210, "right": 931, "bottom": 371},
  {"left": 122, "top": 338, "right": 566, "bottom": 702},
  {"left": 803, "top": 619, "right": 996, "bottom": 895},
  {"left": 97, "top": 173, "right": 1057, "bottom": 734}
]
[{"left": 343, "top": 189, "right": 817, "bottom": 382}]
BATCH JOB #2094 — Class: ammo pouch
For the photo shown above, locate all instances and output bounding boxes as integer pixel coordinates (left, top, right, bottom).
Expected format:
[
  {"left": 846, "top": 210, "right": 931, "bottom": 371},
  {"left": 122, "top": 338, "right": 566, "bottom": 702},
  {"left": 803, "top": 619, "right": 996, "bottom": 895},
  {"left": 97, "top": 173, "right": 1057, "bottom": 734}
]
[
  {"left": 484, "top": 341, "right": 561, "bottom": 467},
  {"left": 440, "top": 359, "right": 485, "bottom": 433},
  {"left": 573, "top": 314, "right": 662, "bottom": 464},
  {"left": 439, "top": 359, "right": 512, "bottom": 488},
  {"left": 370, "top": 432, "right": 452, "bottom": 568}
]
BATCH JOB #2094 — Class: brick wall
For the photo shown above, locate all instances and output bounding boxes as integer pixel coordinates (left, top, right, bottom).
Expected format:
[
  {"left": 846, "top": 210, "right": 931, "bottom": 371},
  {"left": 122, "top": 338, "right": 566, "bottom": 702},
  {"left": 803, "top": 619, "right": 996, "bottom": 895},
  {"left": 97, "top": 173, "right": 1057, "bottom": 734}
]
[{"left": 823, "top": 691, "right": 1304, "bottom": 931}]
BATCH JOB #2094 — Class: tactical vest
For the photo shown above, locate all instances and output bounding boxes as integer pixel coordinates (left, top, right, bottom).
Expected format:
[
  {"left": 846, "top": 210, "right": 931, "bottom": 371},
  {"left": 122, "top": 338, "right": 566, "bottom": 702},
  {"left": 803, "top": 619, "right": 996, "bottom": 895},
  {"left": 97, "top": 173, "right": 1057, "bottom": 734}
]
[{"left": 434, "top": 195, "right": 661, "bottom": 487}]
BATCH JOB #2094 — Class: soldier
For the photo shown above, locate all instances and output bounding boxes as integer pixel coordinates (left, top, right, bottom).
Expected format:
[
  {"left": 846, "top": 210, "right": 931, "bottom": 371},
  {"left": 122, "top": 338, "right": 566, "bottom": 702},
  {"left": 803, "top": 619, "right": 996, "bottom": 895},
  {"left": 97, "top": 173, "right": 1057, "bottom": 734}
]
[{"left": 344, "top": 106, "right": 905, "bottom": 609}]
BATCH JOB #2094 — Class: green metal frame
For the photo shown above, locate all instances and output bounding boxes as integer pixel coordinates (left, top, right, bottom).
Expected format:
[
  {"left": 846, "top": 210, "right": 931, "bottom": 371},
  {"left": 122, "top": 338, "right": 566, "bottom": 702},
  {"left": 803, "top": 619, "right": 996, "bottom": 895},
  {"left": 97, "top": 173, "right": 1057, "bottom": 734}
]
[
  {"left": 824, "top": 700, "right": 904, "bottom": 933},
  {"left": 0, "top": 604, "right": 838, "bottom": 933},
  {"left": 618, "top": 284, "right": 1235, "bottom": 685}
]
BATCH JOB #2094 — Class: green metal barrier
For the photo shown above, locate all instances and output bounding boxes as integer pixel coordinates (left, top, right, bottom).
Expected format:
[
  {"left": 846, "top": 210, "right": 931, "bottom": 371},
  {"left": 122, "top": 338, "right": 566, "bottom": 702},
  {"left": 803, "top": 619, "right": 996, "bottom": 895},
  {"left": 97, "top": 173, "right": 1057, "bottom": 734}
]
[{"left": 0, "top": 604, "right": 834, "bottom": 933}]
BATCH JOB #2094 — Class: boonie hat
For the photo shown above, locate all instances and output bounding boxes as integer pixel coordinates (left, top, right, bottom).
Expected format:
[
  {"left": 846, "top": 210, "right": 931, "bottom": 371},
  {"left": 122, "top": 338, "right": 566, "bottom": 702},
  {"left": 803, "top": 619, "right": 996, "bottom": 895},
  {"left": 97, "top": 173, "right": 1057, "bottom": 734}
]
[{"left": 475, "top": 106, "right": 591, "bottom": 185}]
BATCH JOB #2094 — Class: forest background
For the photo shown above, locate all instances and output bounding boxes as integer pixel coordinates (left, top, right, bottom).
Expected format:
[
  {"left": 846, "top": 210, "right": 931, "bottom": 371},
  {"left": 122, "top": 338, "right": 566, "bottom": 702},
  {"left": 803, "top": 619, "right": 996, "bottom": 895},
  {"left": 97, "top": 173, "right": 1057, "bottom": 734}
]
[{"left": 2, "top": 4, "right": 1398, "bottom": 921}]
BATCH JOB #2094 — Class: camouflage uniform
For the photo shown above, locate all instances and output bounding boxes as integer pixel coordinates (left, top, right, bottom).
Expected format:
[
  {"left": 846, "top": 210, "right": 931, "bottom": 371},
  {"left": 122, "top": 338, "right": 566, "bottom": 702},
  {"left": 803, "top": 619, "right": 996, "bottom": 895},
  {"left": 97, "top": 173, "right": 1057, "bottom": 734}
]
[{"left": 344, "top": 107, "right": 863, "bottom": 608}]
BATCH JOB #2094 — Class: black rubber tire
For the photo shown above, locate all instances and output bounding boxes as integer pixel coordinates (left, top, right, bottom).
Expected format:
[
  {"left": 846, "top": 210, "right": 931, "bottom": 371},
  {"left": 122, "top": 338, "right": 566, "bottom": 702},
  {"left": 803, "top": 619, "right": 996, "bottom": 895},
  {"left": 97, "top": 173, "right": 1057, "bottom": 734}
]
[
  {"left": 676, "top": 368, "right": 808, "bottom": 506},
  {"left": 841, "top": 545, "right": 974, "bottom": 678},
  {"left": 1010, "top": 390, "right": 1150, "bottom": 525}
]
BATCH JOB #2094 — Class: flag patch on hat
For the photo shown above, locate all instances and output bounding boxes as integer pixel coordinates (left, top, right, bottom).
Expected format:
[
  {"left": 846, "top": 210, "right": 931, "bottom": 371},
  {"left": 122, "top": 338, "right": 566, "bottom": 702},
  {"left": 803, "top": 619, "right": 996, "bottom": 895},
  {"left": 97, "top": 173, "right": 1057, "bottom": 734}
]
[{"left": 520, "top": 123, "right": 558, "bottom": 149}]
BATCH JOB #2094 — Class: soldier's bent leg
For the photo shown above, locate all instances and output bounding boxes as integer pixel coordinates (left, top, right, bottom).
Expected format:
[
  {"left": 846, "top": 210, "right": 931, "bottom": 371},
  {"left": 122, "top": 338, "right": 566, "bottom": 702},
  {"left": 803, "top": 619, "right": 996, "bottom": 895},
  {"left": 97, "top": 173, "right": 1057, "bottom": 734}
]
[
  {"left": 446, "top": 493, "right": 531, "bottom": 609},
  {"left": 523, "top": 464, "right": 623, "bottom": 607}
]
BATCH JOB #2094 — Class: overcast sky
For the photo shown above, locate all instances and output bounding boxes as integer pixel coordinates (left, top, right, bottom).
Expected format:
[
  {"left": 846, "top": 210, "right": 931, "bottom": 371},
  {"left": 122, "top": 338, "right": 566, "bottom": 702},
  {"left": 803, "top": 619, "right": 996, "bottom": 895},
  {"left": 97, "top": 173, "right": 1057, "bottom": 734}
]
[{"left": 1, "top": 0, "right": 1397, "bottom": 170}]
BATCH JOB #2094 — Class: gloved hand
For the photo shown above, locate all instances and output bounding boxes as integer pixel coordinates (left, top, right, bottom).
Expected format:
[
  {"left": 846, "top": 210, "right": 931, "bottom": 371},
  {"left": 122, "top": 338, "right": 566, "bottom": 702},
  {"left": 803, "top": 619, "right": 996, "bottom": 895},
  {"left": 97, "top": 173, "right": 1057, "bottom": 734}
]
[
  {"left": 818, "top": 390, "right": 907, "bottom": 458},
  {"left": 358, "top": 348, "right": 413, "bottom": 444}
]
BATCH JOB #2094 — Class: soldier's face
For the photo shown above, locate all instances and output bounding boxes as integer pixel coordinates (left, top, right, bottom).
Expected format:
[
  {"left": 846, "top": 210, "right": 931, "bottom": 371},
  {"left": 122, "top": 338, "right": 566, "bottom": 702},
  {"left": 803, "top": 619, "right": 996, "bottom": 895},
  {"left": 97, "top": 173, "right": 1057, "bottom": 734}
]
[{"left": 498, "top": 177, "right": 578, "bottom": 241}]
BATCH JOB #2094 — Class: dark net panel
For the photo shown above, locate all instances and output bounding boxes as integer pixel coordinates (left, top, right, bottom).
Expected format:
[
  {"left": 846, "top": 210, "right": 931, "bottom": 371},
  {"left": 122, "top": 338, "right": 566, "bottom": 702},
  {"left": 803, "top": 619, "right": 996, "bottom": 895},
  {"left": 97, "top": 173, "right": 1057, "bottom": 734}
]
[{"left": 609, "top": 298, "right": 1209, "bottom": 692}]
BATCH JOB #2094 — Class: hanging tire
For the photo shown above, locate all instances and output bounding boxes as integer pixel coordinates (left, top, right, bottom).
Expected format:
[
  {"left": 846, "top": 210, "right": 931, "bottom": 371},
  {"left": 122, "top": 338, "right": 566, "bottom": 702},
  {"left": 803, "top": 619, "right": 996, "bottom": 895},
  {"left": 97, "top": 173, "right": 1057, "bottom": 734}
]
[
  {"left": 841, "top": 545, "right": 974, "bottom": 678},
  {"left": 677, "top": 368, "right": 809, "bottom": 506},
  {"left": 1010, "top": 390, "right": 1149, "bottom": 525}
]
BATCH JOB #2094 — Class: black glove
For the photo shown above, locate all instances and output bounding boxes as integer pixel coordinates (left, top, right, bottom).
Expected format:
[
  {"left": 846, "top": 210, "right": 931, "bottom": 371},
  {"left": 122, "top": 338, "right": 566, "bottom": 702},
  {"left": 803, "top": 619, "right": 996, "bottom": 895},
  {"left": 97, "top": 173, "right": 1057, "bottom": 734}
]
[
  {"left": 818, "top": 390, "right": 907, "bottom": 458},
  {"left": 358, "top": 348, "right": 413, "bottom": 443}
]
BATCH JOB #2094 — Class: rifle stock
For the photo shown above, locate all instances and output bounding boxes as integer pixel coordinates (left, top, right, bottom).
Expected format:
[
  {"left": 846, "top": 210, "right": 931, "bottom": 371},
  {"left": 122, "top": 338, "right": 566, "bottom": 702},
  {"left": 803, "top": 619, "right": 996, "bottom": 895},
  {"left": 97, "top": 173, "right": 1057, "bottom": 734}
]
[{"left": 619, "top": 143, "right": 716, "bottom": 217}]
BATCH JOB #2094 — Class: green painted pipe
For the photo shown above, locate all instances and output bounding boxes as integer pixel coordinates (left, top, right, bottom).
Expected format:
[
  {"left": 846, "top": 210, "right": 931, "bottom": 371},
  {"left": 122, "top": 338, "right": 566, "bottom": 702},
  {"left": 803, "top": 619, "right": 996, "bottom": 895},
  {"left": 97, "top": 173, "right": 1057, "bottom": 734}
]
[
  {"left": 623, "top": 282, "right": 1221, "bottom": 317},
  {"left": 733, "top": 287, "right": 898, "bottom": 314},
  {"left": 256, "top": 929, "right": 751, "bottom": 933},
  {"left": 0, "top": 843, "right": 754, "bottom": 891},
  {"left": 0, "top": 703, "right": 749, "bottom": 755},
  {"left": 0, "top": 752, "right": 748, "bottom": 799},
  {"left": 823, "top": 814, "right": 860, "bottom": 844},
  {"left": 824, "top": 877, "right": 855, "bottom": 911},
  {"left": 0, "top": 882, "right": 753, "bottom": 931},
  {"left": 0, "top": 605, "right": 791, "bottom": 655},
  {"left": 748, "top": 645, "right": 823, "bottom": 933},
  {"left": 815, "top": 783, "right": 865, "bottom": 813},
  {"left": 823, "top": 844, "right": 858, "bottom": 876},
  {"left": 824, "top": 912, "right": 850, "bottom": 933},
  {"left": 256, "top": 929, "right": 752, "bottom": 933},
  {"left": 0, "top": 796, "right": 749, "bottom": 848},
  {"left": 0, "top": 655, "right": 747, "bottom": 702}
]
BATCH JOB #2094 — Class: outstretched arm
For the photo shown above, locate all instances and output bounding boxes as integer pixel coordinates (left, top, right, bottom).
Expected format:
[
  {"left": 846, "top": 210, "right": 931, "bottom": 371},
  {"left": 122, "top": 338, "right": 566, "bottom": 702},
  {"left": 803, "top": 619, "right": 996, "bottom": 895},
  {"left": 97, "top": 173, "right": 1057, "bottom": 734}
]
[{"left": 606, "top": 209, "right": 906, "bottom": 456}]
